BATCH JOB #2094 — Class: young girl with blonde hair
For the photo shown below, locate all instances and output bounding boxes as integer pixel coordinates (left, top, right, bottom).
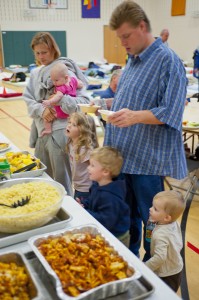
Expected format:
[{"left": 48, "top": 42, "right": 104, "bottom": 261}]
[{"left": 66, "top": 112, "right": 99, "bottom": 200}]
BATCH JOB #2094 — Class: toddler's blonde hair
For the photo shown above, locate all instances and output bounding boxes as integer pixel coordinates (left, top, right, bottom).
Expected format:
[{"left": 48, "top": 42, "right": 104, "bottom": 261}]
[
  {"left": 90, "top": 146, "right": 123, "bottom": 178},
  {"left": 154, "top": 190, "right": 185, "bottom": 221}
]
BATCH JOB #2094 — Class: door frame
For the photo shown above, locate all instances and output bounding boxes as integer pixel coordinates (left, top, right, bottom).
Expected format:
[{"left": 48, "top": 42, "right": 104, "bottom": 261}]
[
  {"left": 0, "top": 27, "right": 4, "bottom": 67},
  {"left": 104, "top": 25, "right": 126, "bottom": 65}
]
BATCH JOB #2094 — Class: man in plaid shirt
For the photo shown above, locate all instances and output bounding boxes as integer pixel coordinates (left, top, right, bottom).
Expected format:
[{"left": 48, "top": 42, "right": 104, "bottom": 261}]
[{"left": 104, "top": 1, "right": 187, "bottom": 261}]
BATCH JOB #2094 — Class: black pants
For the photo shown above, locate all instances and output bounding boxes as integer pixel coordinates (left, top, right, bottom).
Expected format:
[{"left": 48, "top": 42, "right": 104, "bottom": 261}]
[{"left": 160, "top": 271, "right": 182, "bottom": 292}]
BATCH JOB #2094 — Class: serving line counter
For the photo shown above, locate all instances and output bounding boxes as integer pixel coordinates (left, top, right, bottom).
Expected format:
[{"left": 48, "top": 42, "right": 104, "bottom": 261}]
[{"left": 0, "top": 132, "right": 181, "bottom": 300}]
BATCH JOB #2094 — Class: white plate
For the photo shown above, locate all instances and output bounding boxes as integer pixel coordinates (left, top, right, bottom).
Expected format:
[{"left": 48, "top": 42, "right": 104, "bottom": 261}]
[
  {"left": 0, "top": 143, "right": 11, "bottom": 153},
  {"left": 98, "top": 109, "right": 114, "bottom": 122},
  {"left": 9, "top": 64, "right": 22, "bottom": 68},
  {"left": 183, "top": 125, "right": 199, "bottom": 130},
  {"left": 78, "top": 104, "right": 100, "bottom": 113},
  {"left": 182, "top": 121, "right": 199, "bottom": 129}
]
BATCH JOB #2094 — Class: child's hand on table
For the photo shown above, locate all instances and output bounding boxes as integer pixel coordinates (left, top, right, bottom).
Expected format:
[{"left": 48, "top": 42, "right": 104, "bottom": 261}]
[{"left": 75, "top": 197, "right": 84, "bottom": 207}]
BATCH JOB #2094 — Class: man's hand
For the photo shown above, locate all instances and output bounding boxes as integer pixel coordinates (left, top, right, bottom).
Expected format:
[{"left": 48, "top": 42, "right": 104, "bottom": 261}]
[
  {"left": 89, "top": 100, "right": 95, "bottom": 106},
  {"left": 105, "top": 98, "right": 113, "bottom": 109},
  {"left": 42, "top": 107, "right": 56, "bottom": 122},
  {"left": 108, "top": 108, "right": 164, "bottom": 127},
  {"left": 108, "top": 108, "right": 139, "bottom": 127},
  {"left": 89, "top": 100, "right": 101, "bottom": 116}
]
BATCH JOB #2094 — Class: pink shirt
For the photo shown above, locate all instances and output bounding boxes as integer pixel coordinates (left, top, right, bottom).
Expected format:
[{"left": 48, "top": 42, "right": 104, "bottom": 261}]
[{"left": 54, "top": 77, "right": 78, "bottom": 119}]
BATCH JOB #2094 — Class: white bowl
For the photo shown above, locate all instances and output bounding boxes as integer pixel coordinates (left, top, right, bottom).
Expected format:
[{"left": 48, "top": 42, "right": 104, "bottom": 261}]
[
  {"left": 0, "top": 178, "right": 66, "bottom": 233},
  {"left": 78, "top": 104, "right": 100, "bottom": 113},
  {"left": 98, "top": 110, "right": 114, "bottom": 122}
]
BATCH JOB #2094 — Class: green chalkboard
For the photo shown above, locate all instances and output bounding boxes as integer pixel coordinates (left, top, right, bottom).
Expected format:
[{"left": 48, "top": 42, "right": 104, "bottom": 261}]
[{"left": 2, "top": 31, "right": 67, "bottom": 67}]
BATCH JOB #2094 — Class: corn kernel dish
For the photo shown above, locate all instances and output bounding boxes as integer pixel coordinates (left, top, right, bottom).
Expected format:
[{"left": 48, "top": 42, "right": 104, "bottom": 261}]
[{"left": 0, "top": 178, "right": 65, "bottom": 233}]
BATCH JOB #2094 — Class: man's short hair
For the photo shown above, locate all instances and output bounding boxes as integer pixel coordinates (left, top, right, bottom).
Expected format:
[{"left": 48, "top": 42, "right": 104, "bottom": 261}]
[
  {"left": 109, "top": 0, "right": 151, "bottom": 32},
  {"left": 160, "top": 29, "right": 169, "bottom": 36}
]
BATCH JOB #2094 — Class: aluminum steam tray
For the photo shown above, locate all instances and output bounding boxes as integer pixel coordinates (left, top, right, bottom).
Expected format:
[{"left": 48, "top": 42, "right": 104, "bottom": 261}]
[
  {"left": 0, "top": 207, "right": 72, "bottom": 249},
  {"left": 0, "top": 251, "right": 43, "bottom": 300},
  {"left": 29, "top": 224, "right": 155, "bottom": 300},
  {"left": 24, "top": 251, "right": 155, "bottom": 300},
  {"left": 9, "top": 151, "right": 47, "bottom": 178}
]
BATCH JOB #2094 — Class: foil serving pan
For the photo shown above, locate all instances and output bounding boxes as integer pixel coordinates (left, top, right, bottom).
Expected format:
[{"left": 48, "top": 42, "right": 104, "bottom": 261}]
[
  {"left": 9, "top": 151, "right": 47, "bottom": 178},
  {"left": 29, "top": 224, "right": 141, "bottom": 300},
  {"left": 0, "top": 251, "right": 43, "bottom": 300},
  {"left": 20, "top": 252, "right": 154, "bottom": 300}
]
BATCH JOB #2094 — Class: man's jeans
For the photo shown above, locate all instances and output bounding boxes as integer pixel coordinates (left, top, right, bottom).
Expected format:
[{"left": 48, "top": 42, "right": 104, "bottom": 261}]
[{"left": 124, "top": 174, "right": 164, "bottom": 261}]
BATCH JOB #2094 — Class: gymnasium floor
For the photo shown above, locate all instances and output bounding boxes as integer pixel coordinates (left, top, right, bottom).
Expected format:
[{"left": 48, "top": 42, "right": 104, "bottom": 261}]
[{"left": 0, "top": 97, "right": 199, "bottom": 300}]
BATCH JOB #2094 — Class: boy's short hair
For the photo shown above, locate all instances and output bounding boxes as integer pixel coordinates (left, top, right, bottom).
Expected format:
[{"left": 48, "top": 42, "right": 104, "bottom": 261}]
[
  {"left": 154, "top": 190, "right": 186, "bottom": 221},
  {"left": 90, "top": 146, "right": 123, "bottom": 178}
]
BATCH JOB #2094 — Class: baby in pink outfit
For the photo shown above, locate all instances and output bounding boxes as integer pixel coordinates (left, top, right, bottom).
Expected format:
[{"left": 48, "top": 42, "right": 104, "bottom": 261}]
[{"left": 42, "top": 63, "right": 83, "bottom": 136}]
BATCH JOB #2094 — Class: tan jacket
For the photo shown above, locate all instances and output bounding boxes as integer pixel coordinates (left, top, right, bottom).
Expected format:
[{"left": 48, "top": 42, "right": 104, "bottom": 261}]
[{"left": 145, "top": 222, "right": 183, "bottom": 277}]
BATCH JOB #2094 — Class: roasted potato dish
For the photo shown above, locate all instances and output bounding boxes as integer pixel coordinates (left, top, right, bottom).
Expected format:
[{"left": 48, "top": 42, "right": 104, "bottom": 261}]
[
  {"left": 0, "top": 261, "right": 31, "bottom": 300},
  {"left": 38, "top": 232, "right": 134, "bottom": 297}
]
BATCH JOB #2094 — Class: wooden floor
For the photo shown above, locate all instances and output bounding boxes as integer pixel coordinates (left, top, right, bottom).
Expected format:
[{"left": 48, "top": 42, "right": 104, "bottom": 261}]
[{"left": 0, "top": 94, "right": 199, "bottom": 300}]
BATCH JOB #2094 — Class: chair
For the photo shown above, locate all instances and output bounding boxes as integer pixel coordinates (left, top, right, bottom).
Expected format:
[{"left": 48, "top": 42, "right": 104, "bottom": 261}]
[{"left": 164, "top": 159, "right": 199, "bottom": 201}]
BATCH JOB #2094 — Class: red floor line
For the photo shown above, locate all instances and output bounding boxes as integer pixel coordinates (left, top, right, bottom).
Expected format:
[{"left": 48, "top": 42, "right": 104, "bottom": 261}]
[
  {"left": 187, "top": 241, "right": 199, "bottom": 254},
  {"left": 0, "top": 108, "right": 30, "bottom": 131}
]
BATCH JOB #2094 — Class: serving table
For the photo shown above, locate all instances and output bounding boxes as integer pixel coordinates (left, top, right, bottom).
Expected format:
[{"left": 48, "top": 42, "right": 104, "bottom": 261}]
[
  {"left": 183, "top": 128, "right": 199, "bottom": 154},
  {"left": 183, "top": 99, "right": 199, "bottom": 153},
  {"left": 0, "top": 132, "right": 181, "bottom": 300}
]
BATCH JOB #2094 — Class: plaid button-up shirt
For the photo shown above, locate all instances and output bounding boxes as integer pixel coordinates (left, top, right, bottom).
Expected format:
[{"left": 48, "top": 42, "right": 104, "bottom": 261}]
[{"left": 104, "top": 38, "right": 187, "bottom": 179}]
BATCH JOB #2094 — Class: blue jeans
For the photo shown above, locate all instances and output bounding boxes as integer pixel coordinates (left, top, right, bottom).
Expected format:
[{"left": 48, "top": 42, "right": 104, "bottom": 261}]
[
  {"left": 74, "top": 190, "right": 90, "bottom": 202},
  {"left": 124, "top": 174, "right": 164, "bottom": 261}
]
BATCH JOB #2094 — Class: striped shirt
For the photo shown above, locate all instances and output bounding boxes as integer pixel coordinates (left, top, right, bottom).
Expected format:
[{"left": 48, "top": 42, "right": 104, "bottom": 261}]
[{"left": 104, "top": 38, "right": 187, "bottom": 179}]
